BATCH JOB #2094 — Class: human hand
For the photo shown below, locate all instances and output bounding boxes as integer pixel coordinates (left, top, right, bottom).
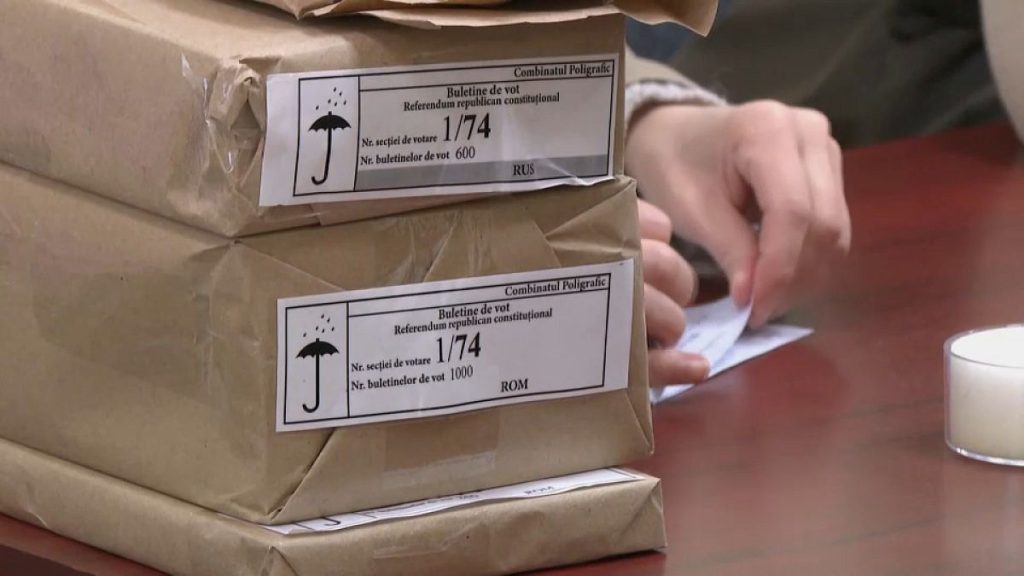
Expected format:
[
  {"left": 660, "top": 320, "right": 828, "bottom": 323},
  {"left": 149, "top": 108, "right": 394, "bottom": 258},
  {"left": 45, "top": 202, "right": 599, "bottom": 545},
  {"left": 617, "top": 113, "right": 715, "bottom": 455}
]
[
  {"left": 638, "top": 199, "right": 710, "bottom": 387},
  {"left": 626, "top": 101, "right": 851, "bottom": 327}
]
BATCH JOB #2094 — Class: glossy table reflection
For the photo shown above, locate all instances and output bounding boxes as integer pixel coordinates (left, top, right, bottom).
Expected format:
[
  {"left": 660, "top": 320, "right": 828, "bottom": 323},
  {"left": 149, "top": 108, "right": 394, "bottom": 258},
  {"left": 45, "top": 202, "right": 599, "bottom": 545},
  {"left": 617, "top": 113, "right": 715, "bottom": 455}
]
[{"left": 3, "top": 123, "right": 1024, "bottom": 576}]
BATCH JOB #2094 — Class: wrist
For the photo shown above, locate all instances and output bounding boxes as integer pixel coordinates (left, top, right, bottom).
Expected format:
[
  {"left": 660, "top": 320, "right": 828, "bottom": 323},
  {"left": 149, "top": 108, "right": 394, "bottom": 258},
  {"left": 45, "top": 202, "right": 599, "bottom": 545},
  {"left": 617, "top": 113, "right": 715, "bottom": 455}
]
[{"left": 625, "top": 79, "right": 727, "bottom": 132}]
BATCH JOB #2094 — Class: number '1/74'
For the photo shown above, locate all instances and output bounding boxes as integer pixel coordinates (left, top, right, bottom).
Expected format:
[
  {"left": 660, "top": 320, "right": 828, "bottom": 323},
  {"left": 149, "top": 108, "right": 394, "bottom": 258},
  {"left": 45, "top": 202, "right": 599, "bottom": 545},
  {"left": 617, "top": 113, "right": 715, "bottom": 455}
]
[
  {"left": 437, "top": 332, "right": 482, "bottom": 363},
  {"left": 444, "top": 114, "right": 492, "bottom": 141}
]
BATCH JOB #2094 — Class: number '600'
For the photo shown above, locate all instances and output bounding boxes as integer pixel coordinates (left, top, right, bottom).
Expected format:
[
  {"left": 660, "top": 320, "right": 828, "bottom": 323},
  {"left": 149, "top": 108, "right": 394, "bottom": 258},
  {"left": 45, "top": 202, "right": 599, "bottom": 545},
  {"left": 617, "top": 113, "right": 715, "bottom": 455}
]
[{"left": 455, "top": 146, "right": 476, "bottom": 161}]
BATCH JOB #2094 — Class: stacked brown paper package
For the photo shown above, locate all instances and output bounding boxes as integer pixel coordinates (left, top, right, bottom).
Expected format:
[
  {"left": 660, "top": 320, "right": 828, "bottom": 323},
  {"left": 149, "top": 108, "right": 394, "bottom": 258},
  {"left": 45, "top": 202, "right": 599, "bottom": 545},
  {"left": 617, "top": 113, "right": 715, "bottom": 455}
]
[
  {"left": 1, "top": 0, "right": 628, "bottom": 236},
  {"left": 0, "top": 0, "right": 714, "bottom": 572},
  {"left": 0, "top": 162, "right": 651, "bottom": 522},
  {"left": 0, "top": 0, "right": 709, "bottom": 238},
  {"left": 0, "top": 438, "right": 666, "bottom": 576}
]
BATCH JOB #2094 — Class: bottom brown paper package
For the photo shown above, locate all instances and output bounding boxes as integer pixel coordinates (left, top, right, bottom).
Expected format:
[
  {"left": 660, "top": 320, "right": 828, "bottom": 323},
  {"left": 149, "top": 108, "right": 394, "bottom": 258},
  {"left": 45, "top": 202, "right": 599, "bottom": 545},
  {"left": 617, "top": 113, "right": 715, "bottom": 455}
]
[
  {"left": 0, "top": 437, "right": 667, "bottom": 576},
  {"left": 0, "top": 163, "right": 652, "bottom": 524}
]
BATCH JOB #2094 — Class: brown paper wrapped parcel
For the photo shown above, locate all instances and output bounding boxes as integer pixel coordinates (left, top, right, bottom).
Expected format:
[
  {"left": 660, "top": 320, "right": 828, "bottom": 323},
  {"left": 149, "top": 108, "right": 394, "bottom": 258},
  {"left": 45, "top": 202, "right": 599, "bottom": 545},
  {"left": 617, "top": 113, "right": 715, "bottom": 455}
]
[
  {"left": 0, "top": 163, "right": 652, "bottom": 524},
  {"left": 0, "top": 437, "right": 666, "bottom": 576},
  {"left": 0, "top": 0, "right": 636, "bottom": 237},
  {"left": 251, "top": 0, "right": 718, "bottom": 29}
]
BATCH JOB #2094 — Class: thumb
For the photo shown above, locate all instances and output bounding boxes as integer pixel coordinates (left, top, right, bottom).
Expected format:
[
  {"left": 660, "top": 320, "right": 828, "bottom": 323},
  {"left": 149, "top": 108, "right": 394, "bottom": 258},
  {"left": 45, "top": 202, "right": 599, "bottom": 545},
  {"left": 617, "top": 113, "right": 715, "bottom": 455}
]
[{"left": 637, "top": 199, "right": 672, "bottom": 243}]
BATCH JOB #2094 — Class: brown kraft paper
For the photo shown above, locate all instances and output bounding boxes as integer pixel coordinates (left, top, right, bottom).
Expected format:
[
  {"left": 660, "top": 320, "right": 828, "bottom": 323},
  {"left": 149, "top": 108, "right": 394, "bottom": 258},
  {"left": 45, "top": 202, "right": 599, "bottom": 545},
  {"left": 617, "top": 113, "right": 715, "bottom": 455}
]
[
  {"left": 0, "top": 0, "right": 630, "bottom": 237},
  {"left": 257, "top": 0, "right": 718, "bottom": 30},
  {"left": 0, "top": 163, "right": 652, "bottom": 524},
  {"left": 0, "top": 438, "right": 667, "bottom": 576}
]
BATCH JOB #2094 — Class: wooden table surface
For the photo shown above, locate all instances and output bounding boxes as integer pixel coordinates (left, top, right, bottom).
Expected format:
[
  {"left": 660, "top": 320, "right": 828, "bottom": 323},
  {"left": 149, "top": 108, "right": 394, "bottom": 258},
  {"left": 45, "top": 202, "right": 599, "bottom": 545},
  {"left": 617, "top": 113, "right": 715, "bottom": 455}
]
[{"left": 3, "top": 123, "right": 1023, "bottom": 576}]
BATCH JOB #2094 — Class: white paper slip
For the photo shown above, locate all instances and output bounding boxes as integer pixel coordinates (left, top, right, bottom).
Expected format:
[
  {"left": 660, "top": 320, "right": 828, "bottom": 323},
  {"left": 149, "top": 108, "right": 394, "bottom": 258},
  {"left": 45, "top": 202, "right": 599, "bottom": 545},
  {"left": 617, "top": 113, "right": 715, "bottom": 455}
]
[
  {"left": 649, "top": 300, "right": 813, "bottom": 404},
  {"left": 260, "top": 54, "right": 619, "bottom": 206},
  {"left": 676, "top": 297, "right": 752, "bottom": 367},
  {"left": 277, "top": 260, "right": 634, "bottom": 432},
  {"left": 260, "top": 468, "right": 643, "bottom": 535},
  {"left": 715, "top": 323, "right": 814, "bottom": 375}
]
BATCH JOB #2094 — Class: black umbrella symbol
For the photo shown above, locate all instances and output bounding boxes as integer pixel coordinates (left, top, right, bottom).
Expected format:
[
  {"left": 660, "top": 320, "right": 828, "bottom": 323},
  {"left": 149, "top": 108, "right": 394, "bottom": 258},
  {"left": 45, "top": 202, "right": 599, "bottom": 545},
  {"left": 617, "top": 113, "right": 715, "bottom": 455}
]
[
  {"left": 297, "top": 337, "right": 339, "bottom": 413},
  {"left": 309, "top": 111, "right": 351, "bottom": 186}
]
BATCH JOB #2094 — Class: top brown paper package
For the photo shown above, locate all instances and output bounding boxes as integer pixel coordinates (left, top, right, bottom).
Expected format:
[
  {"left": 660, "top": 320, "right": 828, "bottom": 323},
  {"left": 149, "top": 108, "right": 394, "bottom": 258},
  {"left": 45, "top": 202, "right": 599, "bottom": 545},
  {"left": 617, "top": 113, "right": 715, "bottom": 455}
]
[
  {"left": 0, "top": 0, "right": 653, "bottom": 237},
  {"left": 0, "top": 162, "right": 652, "bottom": 525}
]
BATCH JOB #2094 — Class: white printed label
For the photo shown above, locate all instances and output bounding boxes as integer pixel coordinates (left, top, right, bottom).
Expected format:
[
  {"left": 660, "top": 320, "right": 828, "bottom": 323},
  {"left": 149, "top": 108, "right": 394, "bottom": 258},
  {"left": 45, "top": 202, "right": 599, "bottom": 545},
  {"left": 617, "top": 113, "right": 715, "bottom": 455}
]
[
  {"left": 277, "top": 260, "right": 634, "bottom": 432},
  {"left": 260, "top": 54, "right": 619, "bottom": 206},
  {"left": 259, "top": 468, "right": 643, "bottom": 535}
]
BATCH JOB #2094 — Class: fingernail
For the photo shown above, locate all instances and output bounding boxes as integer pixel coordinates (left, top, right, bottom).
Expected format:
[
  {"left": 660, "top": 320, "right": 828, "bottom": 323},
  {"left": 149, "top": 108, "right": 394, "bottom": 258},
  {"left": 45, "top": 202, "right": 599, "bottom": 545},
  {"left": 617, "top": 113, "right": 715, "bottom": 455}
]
[
  {"left": 694, "top": 357, "right": 711, "bottom": 382},
  {"left": 730, "top": 275, "right": 751, "bottom": 307}
]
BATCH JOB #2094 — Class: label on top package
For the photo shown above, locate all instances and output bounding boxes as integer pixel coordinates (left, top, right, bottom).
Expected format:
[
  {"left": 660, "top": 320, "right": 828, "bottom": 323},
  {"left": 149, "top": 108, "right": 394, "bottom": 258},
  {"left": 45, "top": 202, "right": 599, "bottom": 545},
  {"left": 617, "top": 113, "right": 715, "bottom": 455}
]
[
  {"left": 259, "top": 54, "right": 619, "bottom": 206},
  {"left": 276, "top": 260, "right": 634, "bottom": 432}
]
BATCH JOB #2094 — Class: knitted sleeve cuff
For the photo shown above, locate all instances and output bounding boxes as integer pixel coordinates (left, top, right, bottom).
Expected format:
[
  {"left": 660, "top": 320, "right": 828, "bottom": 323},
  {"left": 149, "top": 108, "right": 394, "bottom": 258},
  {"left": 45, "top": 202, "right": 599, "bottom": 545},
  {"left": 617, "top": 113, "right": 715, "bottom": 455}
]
[{"left": 624, "top": 79, "right": 727, "bottom": 129}]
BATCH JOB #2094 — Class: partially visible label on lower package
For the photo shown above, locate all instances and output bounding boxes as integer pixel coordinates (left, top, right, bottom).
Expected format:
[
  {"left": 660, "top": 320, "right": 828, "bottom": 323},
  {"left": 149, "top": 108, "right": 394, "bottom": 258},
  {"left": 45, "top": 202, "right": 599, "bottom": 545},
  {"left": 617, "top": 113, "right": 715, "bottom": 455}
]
[
  {"left": 258, "top": 468, "right": 643, "bottom": 535},
  {"left": 259, "top": 54, "right": 618, "bottom": 206},
  {"left": 276, "top": 260, "right": 634, "bottom": 432}
]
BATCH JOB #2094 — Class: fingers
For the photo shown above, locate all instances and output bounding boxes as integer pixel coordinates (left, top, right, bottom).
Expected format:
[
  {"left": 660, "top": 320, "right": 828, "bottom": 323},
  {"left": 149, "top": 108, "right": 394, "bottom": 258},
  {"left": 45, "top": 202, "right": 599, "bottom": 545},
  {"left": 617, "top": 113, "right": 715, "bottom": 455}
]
[
  {"left": 624, "top": 100, "right": 850, "bottom": 328},
  {"left": 637, "top": 199, "right": 672, "bottom": 243},
  {"left": 644, "top": 162, "right": 757, "bottom": 308},
  {"left": 727, "top": 102, "right": 850, "bottom": 327},
  {"left": 828, "top": 140, "right": 850, "bottom": 244},
  {"left": 641, "top": 238, "right": 698, "bottom": 307},
  {"left": 754, "top": 109, "right": 849, "bottom": 323},
  {"left": 755, "top": 109, "right": 848, "bottom": 322},
  {"left": 682, "top": 190, "right": 759, "bottom": 309},
  {"left": 638, "top": 222, "right": 707, "bottom": 386},
  {"left": 625, "top": 104, "right": 760, "bottom": 309},
  {"left": 732, "top": 102, "right": 813, "bottom": 326},
  {"left": 644, "top": 284, "right": 686, "bottom": 348},
  {"left": 795, "top": 109, "right": 851, "bottom": 254},
  {"left": 648, "top": 349, "right": 710, "bottom": 388},
  {"left": 652, "top": 165, "right": 758, "bottom": 308}
]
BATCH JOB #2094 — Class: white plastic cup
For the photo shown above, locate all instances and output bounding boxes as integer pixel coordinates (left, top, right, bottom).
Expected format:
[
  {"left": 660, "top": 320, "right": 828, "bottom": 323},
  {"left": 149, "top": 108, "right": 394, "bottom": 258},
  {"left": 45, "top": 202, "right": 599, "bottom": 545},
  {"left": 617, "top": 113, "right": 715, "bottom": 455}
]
[{"left": 946, "top": 325, "right": 1024, "bottom": 466}]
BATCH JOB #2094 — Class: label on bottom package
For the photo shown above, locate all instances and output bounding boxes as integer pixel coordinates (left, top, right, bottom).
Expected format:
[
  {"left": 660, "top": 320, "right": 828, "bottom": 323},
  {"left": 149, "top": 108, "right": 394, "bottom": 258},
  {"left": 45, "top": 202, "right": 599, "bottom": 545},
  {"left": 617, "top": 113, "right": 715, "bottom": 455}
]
[
  {"left": 276, "top": 260, "right": 634, "bottom": 432},
  {"left": 258, "top": 468, "right": 643, "bottom": 535},
  {"left": 260, "top": 54, "right": 618, "bottom": 206}
]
